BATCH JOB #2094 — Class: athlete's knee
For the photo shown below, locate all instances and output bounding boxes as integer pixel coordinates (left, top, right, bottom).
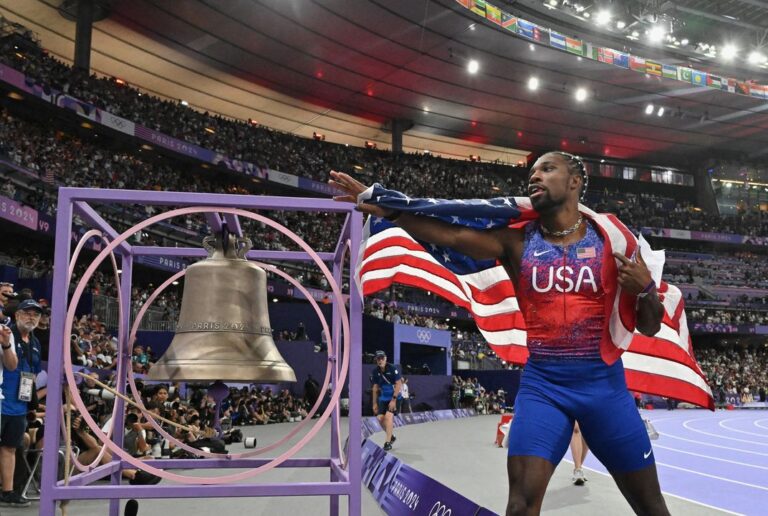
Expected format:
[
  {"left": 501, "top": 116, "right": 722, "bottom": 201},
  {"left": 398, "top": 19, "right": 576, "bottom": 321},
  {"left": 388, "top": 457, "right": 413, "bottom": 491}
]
[
  {"left": 506, "top": 491, "right": 540, "bottom": 516},
  {"left": 633, "top": 495, "right": 670, "bottom": 516},
  {"left": 505, "top": 493, "right": 528, "bottom": 516}
]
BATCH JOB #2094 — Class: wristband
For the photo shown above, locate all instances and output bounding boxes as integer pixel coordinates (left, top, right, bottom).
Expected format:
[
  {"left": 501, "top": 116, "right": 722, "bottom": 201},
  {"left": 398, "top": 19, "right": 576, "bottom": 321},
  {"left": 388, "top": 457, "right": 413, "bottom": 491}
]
[
  {"left": 1, "top": 344, "right": 11, "bottom": 350},
  {"left": 637, "top": 280, "right": 657, "bottom": 299},
  {"left": 384, "top": 210, "right": 402, "bottom": 222}
]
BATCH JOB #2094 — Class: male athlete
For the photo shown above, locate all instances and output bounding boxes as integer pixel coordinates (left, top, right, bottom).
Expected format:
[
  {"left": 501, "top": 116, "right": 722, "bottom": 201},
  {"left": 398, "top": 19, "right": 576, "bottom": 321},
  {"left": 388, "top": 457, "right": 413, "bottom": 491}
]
[{"left": 330, "top": 151, "right": 670, "bottom": 515}]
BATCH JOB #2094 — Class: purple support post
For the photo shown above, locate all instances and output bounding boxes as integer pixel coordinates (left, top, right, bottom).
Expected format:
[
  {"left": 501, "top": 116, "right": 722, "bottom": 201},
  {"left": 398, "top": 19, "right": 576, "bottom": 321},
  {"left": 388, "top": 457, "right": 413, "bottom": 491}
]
[
  {"left": 73, "top": 201, "right": 132, "bottom": 255},
  {"left": 40, "top": 188, "right": 364, "bottom": 515},
  {"left": 222, "top": 213, "right": 243, "bottom": 237},
  {"left": 132, "top": 245, "right": 337, "bottom": 263},
  {"left": 39, "top": 191, "right": 74, "bottom": 516},
  {"left": 330, "top": 256, "right": 343, "bottom": 516},
  {"left": 109, "top": 254, "right": 133, "bottom": 516},
  {"left": 347, "top": 209, "right": 364, "bottom": 516},
  {"left": 204, "top": 212, "right": 223, "bottom": 234}
]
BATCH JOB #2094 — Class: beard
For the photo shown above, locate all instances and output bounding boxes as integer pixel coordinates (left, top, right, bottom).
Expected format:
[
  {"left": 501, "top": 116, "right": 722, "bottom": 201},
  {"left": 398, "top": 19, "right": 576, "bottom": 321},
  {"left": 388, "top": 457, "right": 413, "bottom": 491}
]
[
  {"left": 17, "top": 321, "right": 37, "bottom": 333},
  {"left": 530, "top": 191, "right": 564, "bottom": 213}
]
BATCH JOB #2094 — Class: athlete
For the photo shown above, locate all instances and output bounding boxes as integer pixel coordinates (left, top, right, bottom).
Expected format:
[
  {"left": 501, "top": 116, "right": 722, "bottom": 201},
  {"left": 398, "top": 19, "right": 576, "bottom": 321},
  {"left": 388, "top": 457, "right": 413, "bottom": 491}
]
[{"left": 330, "top": 151, "right": 669, "bottom": 515}]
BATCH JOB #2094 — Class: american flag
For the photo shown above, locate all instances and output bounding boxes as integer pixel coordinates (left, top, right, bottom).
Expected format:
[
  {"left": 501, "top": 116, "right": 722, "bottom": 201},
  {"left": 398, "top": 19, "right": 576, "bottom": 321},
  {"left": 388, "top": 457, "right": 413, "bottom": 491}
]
[
  {"left": 41, "top": 168, "right": 55, "bottom": 185},
  {"left": 576, "top": 246, "right": 596, "bottom": 259},
  {"left": 356, "top": 184, "right": 714, "bottom": 409}
]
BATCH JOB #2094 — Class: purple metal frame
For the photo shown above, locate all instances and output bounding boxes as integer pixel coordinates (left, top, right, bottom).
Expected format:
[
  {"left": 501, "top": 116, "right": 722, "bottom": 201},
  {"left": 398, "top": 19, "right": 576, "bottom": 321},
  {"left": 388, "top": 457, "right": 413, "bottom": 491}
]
[{"left": 41, "top": 188, "right": 363, "bottom": 516}]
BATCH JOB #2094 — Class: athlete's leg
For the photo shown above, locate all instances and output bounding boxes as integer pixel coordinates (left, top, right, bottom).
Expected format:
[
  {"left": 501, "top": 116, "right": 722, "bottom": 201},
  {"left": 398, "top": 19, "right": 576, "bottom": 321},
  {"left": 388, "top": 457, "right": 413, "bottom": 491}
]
[
  {"left": 506, "top": 456, "right": 556, "bottom": 516},
  {"left": 611, "top": 463, "right": 670, "bottom": 516},
  {"left": 579, "top": 383, "right": 668, "bottom": 515},
  {"left": 569, "top": 422, "right": 589, "bottom": 485},
  {"left": 506, "top": 368, "right": 574, "bottom": 515},
  {"left": 570, "top": 422, "right": 587, "bottom": 470}
]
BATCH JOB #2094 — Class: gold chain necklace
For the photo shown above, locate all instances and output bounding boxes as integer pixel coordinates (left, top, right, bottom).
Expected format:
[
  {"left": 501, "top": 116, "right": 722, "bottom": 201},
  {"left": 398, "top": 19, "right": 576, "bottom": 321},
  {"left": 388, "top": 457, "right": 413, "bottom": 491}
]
[{"left": 541, "top": 215, "right": 583, "bottom": 237}]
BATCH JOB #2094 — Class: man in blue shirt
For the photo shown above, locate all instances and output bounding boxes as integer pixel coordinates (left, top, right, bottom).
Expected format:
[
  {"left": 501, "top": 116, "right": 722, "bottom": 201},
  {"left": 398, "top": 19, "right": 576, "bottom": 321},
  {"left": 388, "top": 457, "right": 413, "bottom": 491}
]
[
  {"left": 0, "top": 299, "right": 43, "bottom": 507},
  {"left": 370, "top": 350, "right": 402, "bottom": 451}
]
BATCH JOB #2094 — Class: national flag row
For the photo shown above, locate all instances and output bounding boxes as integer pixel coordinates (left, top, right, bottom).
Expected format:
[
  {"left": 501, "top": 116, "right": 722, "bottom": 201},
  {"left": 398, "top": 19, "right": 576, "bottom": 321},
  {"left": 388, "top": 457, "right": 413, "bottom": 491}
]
[{"left": 456, "top": 0, "right": 768, "bottom": 100}]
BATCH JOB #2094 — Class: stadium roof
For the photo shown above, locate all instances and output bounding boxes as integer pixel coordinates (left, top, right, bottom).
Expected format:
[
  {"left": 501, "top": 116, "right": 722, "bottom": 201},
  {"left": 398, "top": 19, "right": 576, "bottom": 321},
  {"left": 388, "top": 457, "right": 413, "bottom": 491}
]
[{"left": 3, "top": 0, "right": 768, "bottom": 166}]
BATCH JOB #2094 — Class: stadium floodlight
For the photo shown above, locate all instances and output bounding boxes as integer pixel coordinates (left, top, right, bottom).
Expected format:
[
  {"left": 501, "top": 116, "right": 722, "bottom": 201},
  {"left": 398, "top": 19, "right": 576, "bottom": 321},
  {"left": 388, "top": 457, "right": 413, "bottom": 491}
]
[
  {"left": 574, "top": 88, "right": 588, "bottom": 101},
  {"left": 645, "top": 104, "right": 654, "bottom": 115},
  {"left": 467, "top": 59, "right": 480, "bottom": 74},
  {"left": 595, "top": 10, "right": 611, "bottom": 25},
  {"left": 648, "top": 25, "right": 666, "bottom": 43},
  {"left": 528, "top": 77, "right": 540, "bottom": 90},
  {"left": 748, "top": 50, "right": 766, "bottom": 65},
  {"left": 721, "top": 44, "right": 738, "bottom": 60}
]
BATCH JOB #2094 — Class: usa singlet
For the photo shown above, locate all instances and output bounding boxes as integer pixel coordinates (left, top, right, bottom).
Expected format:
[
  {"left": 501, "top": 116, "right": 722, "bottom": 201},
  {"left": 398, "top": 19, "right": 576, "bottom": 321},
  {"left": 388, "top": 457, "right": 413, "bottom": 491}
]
[
  {"left": 507, "top": 220, "right": 655, "bottom": 473},
  {"left": 517, "top": 220, "right": 606, "bottom": 360}
]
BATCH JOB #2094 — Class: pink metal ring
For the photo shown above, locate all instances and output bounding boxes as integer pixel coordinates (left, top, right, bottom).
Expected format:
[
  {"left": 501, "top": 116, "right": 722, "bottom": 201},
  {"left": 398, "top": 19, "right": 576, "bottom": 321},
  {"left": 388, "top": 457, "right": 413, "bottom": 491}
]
[
  {"left": 62, "top": 229, "right": 122, "bottom": 471},
  {"left": 63, "top": 206, "right": 351, "bottom": 484}
]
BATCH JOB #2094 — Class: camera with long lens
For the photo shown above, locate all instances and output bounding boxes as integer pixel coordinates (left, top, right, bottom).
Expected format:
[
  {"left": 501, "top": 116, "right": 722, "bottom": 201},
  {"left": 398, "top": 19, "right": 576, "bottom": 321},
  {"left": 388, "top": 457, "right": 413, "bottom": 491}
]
[{"left": 0, "top": 282, "right": 17, "bottom": 300}]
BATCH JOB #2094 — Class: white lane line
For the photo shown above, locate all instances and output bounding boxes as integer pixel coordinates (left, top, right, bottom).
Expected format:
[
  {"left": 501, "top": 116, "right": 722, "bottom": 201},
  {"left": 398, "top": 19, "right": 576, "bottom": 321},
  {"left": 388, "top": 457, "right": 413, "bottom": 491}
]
[
  {"left": 658, "top": 432, "right": 768, "bottom": 457},
  {"left": 655, "top": 461, "right": 768, "bottom": 491},
  {"left": 653, "top": 443, "right": 768, "bottom": 471},
  {"left": 719, "top": 419, "right": 768, "bottom": 439},
  {"left": 563, "top": 459, "right": 745, "bottom": 515},
  {"left": 684, "top": 418, "right": 768, "bottom": 446},
  {"left": 755, "top": 419, "right": 768, "bottom": 430}
]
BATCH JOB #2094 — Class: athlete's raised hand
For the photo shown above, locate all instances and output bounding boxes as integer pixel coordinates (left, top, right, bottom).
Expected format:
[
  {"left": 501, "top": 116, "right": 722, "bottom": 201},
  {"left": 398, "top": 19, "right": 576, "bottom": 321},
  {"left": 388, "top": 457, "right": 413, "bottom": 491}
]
[
  {"left": 613, "top": 251, "right": 654, "bottom": 296},
  {"left": 328, "top": 171, "right": 392, "bottom": 218}
]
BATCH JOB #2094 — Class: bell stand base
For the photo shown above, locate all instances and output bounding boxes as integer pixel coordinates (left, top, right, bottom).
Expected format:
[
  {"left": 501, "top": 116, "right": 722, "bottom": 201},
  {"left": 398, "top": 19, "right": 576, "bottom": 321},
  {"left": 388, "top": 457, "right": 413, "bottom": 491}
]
[
  {"left": 51, "top": 458, "right": 351, "bottom": 499},
  {"left": 41, "top": 188, "right": 364, "bottom": 516}
]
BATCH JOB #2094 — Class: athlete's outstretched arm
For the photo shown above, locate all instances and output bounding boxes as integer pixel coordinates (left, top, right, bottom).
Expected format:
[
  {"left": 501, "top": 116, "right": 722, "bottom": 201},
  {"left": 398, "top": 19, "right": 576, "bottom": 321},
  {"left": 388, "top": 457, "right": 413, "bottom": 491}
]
[
  {"left": 329, "top": 171, "right": 506, "bottom": 260},
  {"left": 613, "top": 252, "right": 664, "bottom": 336}
]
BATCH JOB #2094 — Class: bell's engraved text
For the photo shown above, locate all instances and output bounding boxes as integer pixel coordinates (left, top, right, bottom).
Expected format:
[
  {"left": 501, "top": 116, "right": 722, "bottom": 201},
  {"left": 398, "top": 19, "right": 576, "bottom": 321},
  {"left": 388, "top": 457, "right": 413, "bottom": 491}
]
[{"left": 176, "top": 322, "right": 272, "bottom": 334}]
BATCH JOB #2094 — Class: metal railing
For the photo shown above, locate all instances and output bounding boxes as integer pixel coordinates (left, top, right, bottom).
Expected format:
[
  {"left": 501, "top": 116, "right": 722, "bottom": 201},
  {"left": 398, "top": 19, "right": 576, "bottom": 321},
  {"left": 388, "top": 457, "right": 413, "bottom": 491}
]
[{"left": 92, "top": 295, "right": 176, "bottom": 332}]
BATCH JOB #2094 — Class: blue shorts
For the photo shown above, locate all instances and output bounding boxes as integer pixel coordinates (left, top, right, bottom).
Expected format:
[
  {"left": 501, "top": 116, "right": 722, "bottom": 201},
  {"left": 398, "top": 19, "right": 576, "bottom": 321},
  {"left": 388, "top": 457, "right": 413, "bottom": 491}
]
[
  {"left": 377, "top": 398, "right": 402, "bottom": 415},
  {"left": 508, "top": 358, "right": 654, "bottom": 473}
]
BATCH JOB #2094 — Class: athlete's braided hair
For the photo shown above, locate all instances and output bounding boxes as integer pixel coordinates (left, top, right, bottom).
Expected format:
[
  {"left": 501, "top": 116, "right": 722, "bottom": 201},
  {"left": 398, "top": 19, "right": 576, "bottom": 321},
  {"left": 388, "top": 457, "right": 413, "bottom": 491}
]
[{"left": 550, "top": 151, "right": 588, "bottom": 201}]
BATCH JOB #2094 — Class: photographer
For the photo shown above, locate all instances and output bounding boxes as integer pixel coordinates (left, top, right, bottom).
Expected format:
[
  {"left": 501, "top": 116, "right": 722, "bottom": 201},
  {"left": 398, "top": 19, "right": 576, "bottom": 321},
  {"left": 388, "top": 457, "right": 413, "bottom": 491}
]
[
  {"left": 70, "top": 413, "right": 159, "bottom": 485},
  {"left": 0, "top": 283, "right": 17, "bottom": 325},
  {"left": 0, "top": 299, "right": 43, "bottom": 507},
  {"left": 123, "top": 413, "right": 150, "bottom": 458}
]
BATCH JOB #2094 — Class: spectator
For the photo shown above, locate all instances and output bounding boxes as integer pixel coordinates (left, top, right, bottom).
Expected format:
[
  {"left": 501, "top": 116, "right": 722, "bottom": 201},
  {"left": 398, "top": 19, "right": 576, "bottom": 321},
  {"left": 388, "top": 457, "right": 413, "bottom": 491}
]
[{"left": 0, "top": 299, "right": 44, "bottom": 507}]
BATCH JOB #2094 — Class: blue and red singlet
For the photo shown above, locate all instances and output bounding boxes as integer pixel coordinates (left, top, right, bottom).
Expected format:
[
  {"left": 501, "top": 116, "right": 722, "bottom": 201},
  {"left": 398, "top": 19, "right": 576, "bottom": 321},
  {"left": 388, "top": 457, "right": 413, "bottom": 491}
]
[
  {"left": 517, "top": 220, "right": 605, "bottom": 360},
  {"left": 507, "top": 220, "right": 655, "bottom": 473}
]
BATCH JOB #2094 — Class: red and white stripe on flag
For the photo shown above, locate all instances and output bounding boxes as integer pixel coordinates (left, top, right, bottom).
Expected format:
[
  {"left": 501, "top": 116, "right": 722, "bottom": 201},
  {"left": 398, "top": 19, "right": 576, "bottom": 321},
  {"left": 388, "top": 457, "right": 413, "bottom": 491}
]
[{"left": 357, "top": 217, "right": 714, "bottom": 410}]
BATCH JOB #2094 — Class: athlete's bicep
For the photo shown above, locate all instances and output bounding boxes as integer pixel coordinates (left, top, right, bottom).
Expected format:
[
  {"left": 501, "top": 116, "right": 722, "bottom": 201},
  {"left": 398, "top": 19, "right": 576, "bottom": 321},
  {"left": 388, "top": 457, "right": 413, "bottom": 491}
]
[{"left": 451, "top": 226, "right": 508, "bottom": 260}]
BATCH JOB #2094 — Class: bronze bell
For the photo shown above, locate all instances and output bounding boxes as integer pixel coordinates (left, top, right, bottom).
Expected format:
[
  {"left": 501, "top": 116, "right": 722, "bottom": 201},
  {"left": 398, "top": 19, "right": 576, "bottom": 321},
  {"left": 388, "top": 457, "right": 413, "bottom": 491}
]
[{"left": 148, "top": 233, "right": 296, "bottom": 383}]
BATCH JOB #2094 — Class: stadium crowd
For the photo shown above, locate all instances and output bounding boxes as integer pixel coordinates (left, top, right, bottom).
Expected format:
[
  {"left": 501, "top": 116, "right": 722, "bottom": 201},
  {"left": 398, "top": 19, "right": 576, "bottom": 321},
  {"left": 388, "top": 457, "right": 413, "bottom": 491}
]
[
  {"left": 696, "top": 347, "right": 768, "bottom": 404},
  {"left": 450, "top": 376, "right": 507, "bottom": 414},
  {"left": 3, "top": 33, "right": 768, "bottom": 235}
]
